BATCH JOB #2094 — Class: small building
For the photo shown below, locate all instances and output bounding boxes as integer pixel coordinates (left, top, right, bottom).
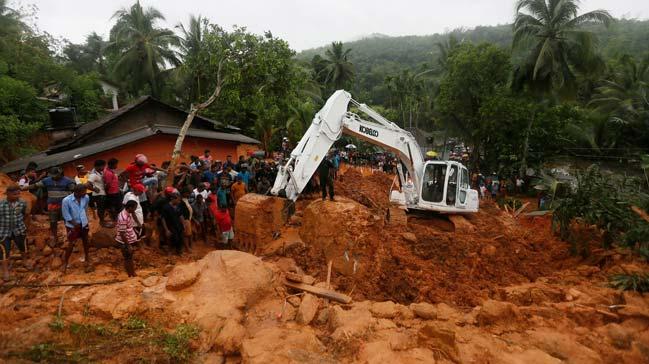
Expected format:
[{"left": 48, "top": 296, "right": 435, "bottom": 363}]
[{"left": 1, "top": 96, "right": 260, "bottom": 176}]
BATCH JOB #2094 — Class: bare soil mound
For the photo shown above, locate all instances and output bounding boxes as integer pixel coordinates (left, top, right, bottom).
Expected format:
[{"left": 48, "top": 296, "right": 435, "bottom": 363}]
[{"left": 287, "top": 169, "right": 578, "bottom": 307}]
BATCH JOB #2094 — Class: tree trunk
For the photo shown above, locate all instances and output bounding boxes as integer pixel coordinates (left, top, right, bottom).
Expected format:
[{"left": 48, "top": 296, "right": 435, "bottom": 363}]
[
  {"left": 519, "top": 112, "right": 535, "bottom": 178},
  {"left": 166, "top": 59, "right": 226, "bottom": 187}
]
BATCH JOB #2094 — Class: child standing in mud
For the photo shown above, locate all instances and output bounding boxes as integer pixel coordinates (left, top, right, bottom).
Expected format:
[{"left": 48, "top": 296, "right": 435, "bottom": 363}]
[{"left": 116, "top": 200, "right": 139, "bottom": 277}]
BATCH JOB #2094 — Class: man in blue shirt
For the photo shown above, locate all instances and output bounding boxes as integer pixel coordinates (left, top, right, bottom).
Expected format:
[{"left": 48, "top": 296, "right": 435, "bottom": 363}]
[
  {"left": 61, "top": 184, "right": 92, "bottom": 273},
  {"left": 238, "top": 164, "right": 251, "bottom": 188},
  {"left": 332, "top": 152, "right": 341, "bottom": 180},
  {"left": 23, "top": 167, "right": 75, "bottom": 245}
]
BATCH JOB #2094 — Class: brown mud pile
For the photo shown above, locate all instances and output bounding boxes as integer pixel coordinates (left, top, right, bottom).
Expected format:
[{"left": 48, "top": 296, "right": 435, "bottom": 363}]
[
  {"left": 335, "top": 169, "right": 393, "bottom": 209},
  {"left": 286, "top": 168, "right": 578, "bottom": 307}
]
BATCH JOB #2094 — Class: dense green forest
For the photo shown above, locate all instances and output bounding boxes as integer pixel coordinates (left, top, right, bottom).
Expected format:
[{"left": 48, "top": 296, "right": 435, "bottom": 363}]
[
  {"left": 298, "top": 19, "right": 649, "bottom": 106},
  {"left": 0, "top": 0, "right": 648, "bottom": 177}
]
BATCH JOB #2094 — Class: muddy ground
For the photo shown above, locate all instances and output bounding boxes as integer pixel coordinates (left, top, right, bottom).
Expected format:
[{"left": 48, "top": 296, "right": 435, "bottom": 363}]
[{"left": 0, "top": 168, "right": 648, "bottom": 363}]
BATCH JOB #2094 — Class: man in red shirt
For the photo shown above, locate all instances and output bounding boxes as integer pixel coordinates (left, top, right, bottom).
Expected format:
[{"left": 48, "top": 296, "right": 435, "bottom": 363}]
[
  {"left": 121, "top": 154, "right": 150, "bottom": 188},
  {"left": 104, "top": 158, "right": 121, "bottom": 223}
]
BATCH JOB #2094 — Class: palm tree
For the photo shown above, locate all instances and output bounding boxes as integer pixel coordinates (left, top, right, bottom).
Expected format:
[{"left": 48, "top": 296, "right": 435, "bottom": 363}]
[
  {"left": 286, "top": 101, "right": 315, "bottom": 141},
  {"left": 177, "top": 15, "right": 207, "bottom": 101},
  {"left": 321, "top": 42, "right": 355, "bottom": 90},
  {"left": 589, "top": 55, "right": 649, "bottom": 145},
  {"left": 108, "top": 1, "right": 180, "bottom": 97},
  {"left": 513, "top": 0, "right": 612, "bottom": 94},
  {"left": 434, "top": 34, "right": 460, "bottom": 74}
]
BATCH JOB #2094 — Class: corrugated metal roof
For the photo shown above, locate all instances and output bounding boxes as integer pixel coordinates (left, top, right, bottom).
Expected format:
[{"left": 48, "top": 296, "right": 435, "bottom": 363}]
[
  {"left": 1, "top": 128, "right": 156, "bottom": 174},
  {"left": 1, "top": 126, "right": 260, "bottom": 174},
  {"left": 154, "top": 126, "right": 260, "bottom": 145},
  {"left": 50, "top": 96, "right": 241, "bottom": 152}
]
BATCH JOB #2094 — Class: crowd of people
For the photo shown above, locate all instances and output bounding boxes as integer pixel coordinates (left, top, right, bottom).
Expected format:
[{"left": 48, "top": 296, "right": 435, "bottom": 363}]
[
  {"left": 0, "top": 149, "right": 280, "bottom": 281},
  {"left": 473, "top": 172, "right": 527, "bottom": 200}
]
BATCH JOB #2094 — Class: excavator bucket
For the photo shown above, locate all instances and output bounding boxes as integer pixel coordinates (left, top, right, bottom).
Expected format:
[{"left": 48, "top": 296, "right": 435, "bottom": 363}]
[{"left": 233, "top": 194, "right": 291, "bottom": 254}]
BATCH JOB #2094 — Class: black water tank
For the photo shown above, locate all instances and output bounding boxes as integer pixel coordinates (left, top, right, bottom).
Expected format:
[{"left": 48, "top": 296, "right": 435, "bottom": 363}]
[{"left": 48, "top": 107, "right": 77, "bottom": 130}]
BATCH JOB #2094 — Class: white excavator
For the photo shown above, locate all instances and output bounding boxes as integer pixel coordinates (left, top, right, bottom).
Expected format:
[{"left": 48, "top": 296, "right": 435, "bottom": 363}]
[{"left": 270, "top": 90, "right": 479, "bottom": 214}]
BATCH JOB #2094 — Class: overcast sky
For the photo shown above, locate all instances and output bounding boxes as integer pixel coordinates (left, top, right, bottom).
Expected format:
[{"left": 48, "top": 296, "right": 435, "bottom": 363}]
[{"left": 16, "top": 0, "right": 649, "bottom": 51}]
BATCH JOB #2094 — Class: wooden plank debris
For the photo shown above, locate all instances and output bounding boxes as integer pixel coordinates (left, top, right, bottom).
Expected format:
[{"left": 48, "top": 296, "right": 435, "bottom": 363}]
[
  {"left": 284, "top": 280, "right": 352, "bottom": 304},
  {"left": 285, "top": 272, "right": 316, "bottom": 285}
]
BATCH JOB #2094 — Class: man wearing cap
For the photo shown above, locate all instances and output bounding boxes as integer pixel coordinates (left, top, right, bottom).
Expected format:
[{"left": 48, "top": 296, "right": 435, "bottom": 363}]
[
  {"left": 23, "top": 167, "right": 75, "bottom": 244},
  {"left": 121, "top": 154, "right": 150, "bottom": 188},
  {"left": 123, "top": 184, "right": 146, "bottom": 228},
  {"left": 61, "top": 184, "right": 92, "bottom": 273}
]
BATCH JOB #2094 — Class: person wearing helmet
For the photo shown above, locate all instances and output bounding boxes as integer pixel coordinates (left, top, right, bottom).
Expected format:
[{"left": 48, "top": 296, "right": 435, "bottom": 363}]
[
  {"left": 22, "top": 167, "right": 75, "bottom": 244},
  {"left": 120, "top": 154, "right": 150, "bottom": 189}
]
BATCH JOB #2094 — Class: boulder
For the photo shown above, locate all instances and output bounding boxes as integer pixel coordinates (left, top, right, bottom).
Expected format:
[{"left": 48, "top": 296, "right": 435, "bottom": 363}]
[
  {"left": 87, "top": 279, "right": 145, "bottom": 319},
  {"left": 296, "top": 293, "right": 320, "bottom": 325},
  {"left": 214, "top": 319, "right": 246, "bottom": 354},
  {"left": 477, "top": 299, "right": 519, "bottom": 326},
  {"left": 436, "top": 302, "right": 460, "bottom": 321},
  {"left": 329, "top": 305, "right": 375, "bottom": 340},
  {"left": 166, "top": 263, "right": 201, "bottom": 291},
  {"left": 234, "top": 194, "right": 290, "bottom": 254},
  {"left": 166, "top": 250, "right": 275, "bottom": 349},
  {"left": 370, "top": 301, "right": 400, "bottom": 319},
  {"left": 603, "top": 323, "right": 634, "bottom": 349},
  {"left": 240, "top": 326, "right": 329, "bottom": 364},
  {"left": 527, "top": 329, "right": 602, "bottom": 364},
  {"left": 300, "top": 198, "right": 372, "bottom": 276},
  {"left": 141, "top": 276, "right": 160, "bottom": 287},
  {"left": 359, "top": 341, "right": 436, "bottom": 364},
  {"left": 498, "top": 349, "right": 562, "bottom": 364},
  {"left": 90, "top": 227, "right": 117, "bottom": 249},
  {"left": 401, "top": 232, "right": 417, "bottom": 243},
  {"left": 410, "top": 302, "right": 437, "bottom": 320},
  {"left": 418, "top": 323, "right": 459, "bottom": 362}
]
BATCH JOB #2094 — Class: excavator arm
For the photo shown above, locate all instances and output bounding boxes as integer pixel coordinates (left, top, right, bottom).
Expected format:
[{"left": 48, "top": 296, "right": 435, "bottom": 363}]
[{"left": 271, "top": 90, "right": 425, "bottom": 202}]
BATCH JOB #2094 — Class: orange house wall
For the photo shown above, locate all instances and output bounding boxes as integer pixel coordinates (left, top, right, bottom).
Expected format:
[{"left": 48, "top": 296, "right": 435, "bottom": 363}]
[{"left": 61, "top": 134, "right": 255, "bottom": 176}]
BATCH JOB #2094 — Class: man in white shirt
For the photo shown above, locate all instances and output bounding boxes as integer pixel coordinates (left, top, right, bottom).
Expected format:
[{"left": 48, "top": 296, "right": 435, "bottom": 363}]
[
  {"left": 88, "top": 160, "right": 107, "bottom": 225},
  {"left": 122, "top": 183, "right": 145, "bottom": 228}
]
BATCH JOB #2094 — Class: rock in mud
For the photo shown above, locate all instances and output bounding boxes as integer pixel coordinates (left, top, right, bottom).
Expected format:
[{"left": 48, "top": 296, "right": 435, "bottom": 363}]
[
  {"left": 241, "top": 326, "right": 329, "bottom": 364},
  {"left": 401, "top": 232, "right": 417, "bottom": 243},
  {"left": 418, "top": 323, "right": 460, "bottom": 362},
  {"left": 300, "top": 198, "right": 371, "bottom": 276},
  {"left": 329, "top": 305, "right": 375, "bottom": 340},
  {"left": 602, "top": 323, "right": 634, "bottom": 349},
  {"left": 498, "top": 349, "right": 562, "bottom": 364},
  {"left": 370, "top": 301, "right": 400, "bottom": 319},
  {"left": 141, "top": 275, "right": 160, "bottom": 287},
  {"left": 166, "top": 263, "right": 201, "bottom": 291},
  {"left": 88, "top": 280, "right": 144, "bottom": 319},
  {"left": 359, "top": 341, "right": 436, "bottom": 364},
  {"left": 410, "top": 302, "right": 437, "bottom": 320},
  {"left": 296, "top": 293, "right": 319, "bottom": 325},
  {"left": 166, "top": 250, "right": 275, "bottom": 349},
  {"left": 527, "top": 329, "right": 602, "bottom": 364},
  {"left": 214, "top": 319, "right": 246, "bottom": 354},
  {"left": 477, "top": 299, "right": 519, "bottom": 326}
]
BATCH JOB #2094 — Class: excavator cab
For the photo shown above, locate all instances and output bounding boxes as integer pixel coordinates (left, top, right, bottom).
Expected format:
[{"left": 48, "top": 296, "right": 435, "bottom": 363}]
[
  {"left": 417, "top": 161, "right": 478, "bottom": 213},
  {"left": 389, "top": 160, "right": 478, "bottom": 213}
]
